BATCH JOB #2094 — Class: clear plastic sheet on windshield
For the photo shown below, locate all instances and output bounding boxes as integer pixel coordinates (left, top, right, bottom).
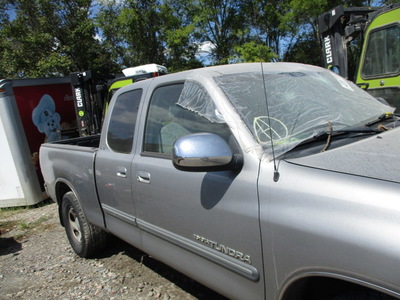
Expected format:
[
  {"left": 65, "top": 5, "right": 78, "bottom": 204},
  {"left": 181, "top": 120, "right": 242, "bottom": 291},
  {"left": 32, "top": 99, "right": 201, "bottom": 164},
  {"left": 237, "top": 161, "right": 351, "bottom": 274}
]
[{"left": 212, "top": 69, "right": 393, "bottom": 158}]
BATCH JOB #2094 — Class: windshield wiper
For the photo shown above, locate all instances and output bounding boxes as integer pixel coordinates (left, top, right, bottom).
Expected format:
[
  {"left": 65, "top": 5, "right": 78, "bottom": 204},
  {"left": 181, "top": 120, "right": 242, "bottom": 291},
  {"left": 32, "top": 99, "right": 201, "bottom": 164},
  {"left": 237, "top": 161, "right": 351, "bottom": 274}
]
[
  {"left": 318, "top": 125, "right": 380, "bottom": 152},
  {"left": 288, "top": 114, "right": 399, "bottom": 156},
  {"left": 314, "top": 126, "right": 380, "bottom": 139},
  {"left": 293, "top": 124, "right": 380, "bottom": 153},
  {"left": 365, "top": 112, "right": 396, "bottom": 127}
]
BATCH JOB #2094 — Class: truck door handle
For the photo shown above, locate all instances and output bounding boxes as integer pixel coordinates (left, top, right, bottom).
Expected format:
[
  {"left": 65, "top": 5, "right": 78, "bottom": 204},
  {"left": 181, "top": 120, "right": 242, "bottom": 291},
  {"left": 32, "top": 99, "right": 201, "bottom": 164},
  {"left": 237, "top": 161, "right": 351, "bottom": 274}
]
[
  {"left": 137, "top": 171, "right": 151, "bottom": 184},
  {"left": 117, "top": 167, "right": 127, "bottom": 178}
]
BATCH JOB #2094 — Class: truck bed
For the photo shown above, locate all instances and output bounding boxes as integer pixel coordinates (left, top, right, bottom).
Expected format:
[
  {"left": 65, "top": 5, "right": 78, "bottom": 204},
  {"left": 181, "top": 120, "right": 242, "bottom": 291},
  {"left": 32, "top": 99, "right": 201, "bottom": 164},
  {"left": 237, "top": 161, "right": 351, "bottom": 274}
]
[
  {"left": 39, "top": 134, "right": 105, "bottom": 228},
  {"left": 54, "top": 134, "right": 100, "bottom": 148}
]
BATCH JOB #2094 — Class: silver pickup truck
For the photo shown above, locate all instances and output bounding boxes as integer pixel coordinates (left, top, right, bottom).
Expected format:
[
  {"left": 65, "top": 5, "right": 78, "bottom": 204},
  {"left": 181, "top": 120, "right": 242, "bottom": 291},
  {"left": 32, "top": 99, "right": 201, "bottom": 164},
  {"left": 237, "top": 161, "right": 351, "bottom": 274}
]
[{"left": 40, "top": 63, "right": 400, "bottom": 300}]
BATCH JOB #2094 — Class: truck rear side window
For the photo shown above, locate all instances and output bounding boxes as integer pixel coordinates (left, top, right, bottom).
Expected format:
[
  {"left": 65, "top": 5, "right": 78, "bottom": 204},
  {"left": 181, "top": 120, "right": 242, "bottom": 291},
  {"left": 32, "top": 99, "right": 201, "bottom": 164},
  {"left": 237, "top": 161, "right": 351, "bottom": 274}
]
[{"left": 107, "top": 89, "right": 142, "bottom": 153}]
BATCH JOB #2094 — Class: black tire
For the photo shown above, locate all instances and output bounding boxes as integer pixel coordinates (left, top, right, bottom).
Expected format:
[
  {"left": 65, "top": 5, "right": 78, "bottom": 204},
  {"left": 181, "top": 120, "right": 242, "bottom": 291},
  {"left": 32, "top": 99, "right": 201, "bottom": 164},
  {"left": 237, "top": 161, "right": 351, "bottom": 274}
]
[{"left": 61, "top": 191, "right": 108, "bottom": 258}]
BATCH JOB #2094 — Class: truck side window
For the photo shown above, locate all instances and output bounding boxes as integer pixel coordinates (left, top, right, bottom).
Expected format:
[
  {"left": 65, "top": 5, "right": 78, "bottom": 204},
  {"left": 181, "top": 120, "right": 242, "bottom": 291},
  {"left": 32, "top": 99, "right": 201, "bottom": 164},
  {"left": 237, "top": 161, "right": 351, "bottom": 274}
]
[
  {"left": 143, "top": 83, "right": 231, "bottom": 155},
  {"left": 107, "top": 89, "right": 142, "bottom": 153}
]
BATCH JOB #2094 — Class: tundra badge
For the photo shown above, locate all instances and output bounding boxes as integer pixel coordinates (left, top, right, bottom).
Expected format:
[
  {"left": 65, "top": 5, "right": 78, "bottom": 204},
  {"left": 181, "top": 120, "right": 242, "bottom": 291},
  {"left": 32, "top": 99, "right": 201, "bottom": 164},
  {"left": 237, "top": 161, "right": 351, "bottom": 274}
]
[{"left": 193, "top": 234, "right": 252, "bottom": 264}]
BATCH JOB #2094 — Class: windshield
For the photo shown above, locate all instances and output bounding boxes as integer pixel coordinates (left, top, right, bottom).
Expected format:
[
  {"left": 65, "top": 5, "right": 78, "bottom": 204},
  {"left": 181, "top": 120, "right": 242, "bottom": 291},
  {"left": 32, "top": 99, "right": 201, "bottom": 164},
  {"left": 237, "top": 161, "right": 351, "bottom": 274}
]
[{"left": 214, "top": 68, "right": 394, "bottom": 158}]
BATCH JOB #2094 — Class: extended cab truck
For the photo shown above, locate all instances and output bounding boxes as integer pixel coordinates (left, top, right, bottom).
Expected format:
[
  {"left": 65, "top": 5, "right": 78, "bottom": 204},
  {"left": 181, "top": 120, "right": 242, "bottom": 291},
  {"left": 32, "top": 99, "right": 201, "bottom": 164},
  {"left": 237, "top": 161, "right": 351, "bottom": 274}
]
[{"left": 40, "top": 63, "right": 400, "bottom": 300}]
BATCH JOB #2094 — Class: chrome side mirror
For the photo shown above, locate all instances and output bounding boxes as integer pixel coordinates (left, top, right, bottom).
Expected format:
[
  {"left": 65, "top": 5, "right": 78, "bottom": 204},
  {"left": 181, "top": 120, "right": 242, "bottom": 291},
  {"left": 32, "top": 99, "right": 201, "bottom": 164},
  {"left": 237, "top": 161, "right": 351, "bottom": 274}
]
[{"left": 172, "top": 133, "right": 242, "bottom": 172}]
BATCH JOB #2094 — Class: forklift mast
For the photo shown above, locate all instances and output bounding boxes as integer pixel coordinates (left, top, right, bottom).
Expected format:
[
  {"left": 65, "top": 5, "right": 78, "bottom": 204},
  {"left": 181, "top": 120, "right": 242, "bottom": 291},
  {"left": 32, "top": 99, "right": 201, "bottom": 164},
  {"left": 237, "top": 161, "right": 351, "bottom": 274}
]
[
  {"left": 70, "top": 64, "right": 168, "bottom": 137},
  {"left": 70, "top": 71, "right": 105, "bottom": 137},
  {"left": 319, "top": 3, "right": 400, "bottom": 112},
  {"left": 318, "top": 5, "right": 376, "bottom": 79}
]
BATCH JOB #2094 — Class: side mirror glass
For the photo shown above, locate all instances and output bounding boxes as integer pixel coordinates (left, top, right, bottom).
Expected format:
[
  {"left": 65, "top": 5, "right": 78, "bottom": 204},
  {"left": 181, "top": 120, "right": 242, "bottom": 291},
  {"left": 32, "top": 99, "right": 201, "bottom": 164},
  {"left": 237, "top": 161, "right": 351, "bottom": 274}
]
[{"left": 172, "top": 133, "right": 241, "bottom": 171}]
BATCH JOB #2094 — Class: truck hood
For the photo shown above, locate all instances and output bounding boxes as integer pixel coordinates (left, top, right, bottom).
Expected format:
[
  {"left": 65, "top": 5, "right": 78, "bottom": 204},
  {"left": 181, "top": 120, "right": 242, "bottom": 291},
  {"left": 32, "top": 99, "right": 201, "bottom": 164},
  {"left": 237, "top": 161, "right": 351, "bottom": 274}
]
[{"left": 285, "top": 127, "right": 400, "bottom": 183}]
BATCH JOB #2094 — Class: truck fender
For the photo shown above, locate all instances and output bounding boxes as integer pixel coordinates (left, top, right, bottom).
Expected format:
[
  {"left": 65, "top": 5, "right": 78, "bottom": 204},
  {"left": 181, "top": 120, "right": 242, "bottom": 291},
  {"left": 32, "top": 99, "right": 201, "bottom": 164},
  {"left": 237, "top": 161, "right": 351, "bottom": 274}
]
[
  {"left": 279, "top": 271, "right": 398, "bottom": 300},
  {"left": 54, "top": 179, "right": 81, "bottom": 227},
  {"left": 54, "top": 178, "right": 107, "bottom": 230}
]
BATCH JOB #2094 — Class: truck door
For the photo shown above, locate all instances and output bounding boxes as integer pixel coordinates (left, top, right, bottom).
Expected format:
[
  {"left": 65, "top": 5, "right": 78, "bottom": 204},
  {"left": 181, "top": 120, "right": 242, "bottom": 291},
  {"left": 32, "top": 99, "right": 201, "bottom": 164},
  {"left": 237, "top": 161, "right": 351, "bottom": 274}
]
[
  {"left": 95, "top": 88, "right": 143, "bottom": 246},
  {"left": 132, "top": 82, "right": 265, "bottom": 299}
]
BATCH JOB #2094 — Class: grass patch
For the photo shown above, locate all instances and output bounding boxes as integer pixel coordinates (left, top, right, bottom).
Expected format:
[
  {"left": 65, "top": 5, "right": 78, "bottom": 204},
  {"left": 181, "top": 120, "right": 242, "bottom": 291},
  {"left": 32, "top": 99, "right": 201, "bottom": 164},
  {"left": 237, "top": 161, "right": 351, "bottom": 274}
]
[
  {"left": 0, "top": 207, "right": 28, "bottom": 219},
  {"left": 1, "top": 216, "right": 55, "bottom": 241},
  {"left": 0, "top": 199, "right": 55, "bottom": 241},
  {"left": 36, "top": 215, "right": 51, "bottom": 223},
  {"left": 19, "top": 221, "right": 30, "bottom": 229},
  {"left": 17, "top": 215, "right": 52, "bottom": 230},
  {"left": 0, "top": 220, "right": 19, "bottom": 233},
  {"left": 0, "top": 198, "right": 53, "bottom": 213}
]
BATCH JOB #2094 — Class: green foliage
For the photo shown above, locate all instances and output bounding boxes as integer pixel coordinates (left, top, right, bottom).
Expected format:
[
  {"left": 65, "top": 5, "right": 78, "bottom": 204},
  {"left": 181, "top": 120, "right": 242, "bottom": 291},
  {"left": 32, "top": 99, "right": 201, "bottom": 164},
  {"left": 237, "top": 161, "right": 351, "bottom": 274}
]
[
  {"left": 249, "top": 0, "right": 291, "bottom": 57},
  {"left": 117, "top": 0, "right": 165, "bottom": 66},
  {"left": 96, "top": 0, "right": 203, "bottom": 72},
  {"left": 0, "top": 203, "right": 53, "bottom": 241},
  {"left": 184, "top": 0, "right": 252, "bottom": 65},
  {"left": 159, "top": 2, "right": 203, "bottom": 71},
  {"left": 231, "top": 41, "right": 278, "bottom": 63},
  {"left": 0, "top": 0, "right": 117, "bottom": 78},
  {"left": 284, "top": 33, "right": 322, "bottom": 65},
  {"left": 0, "top": 0, "right": 393, "bottom": 78},
  {"left": 18, "top": 221, "right": 30, "bottom": 229}
]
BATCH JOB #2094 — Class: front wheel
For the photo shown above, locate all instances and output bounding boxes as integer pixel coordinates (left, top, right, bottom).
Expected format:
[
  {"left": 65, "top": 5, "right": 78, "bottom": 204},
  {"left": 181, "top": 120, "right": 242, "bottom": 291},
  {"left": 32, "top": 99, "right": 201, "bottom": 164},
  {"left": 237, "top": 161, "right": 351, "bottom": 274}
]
[{"left": 61, "top": 191, "right": 107, "bottom": 258}]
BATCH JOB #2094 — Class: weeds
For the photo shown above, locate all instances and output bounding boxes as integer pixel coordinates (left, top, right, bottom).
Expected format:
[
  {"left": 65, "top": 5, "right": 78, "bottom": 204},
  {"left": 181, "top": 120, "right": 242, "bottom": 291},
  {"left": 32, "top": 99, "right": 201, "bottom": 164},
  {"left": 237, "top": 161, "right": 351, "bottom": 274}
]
[
  {"left": 18, "top": 221, "right": 30, "bottom": 229},
  {"left": 0, "top": 198, "right": 52, "bottom": 214},
  {"left": 0, "top": 220, "right": 19, "bottom": 232},
  {"left": 0, "top": 200, "right": 54, "bottom": 241},
  {"left": 0, "top": 207, "right": 28, "bottom": 219}
]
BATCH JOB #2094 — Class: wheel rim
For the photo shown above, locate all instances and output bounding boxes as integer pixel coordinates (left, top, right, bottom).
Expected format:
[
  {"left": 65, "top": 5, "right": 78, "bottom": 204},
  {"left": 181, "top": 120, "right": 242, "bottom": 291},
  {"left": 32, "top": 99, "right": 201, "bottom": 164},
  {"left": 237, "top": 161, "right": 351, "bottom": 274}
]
[{"left": 67, "top": 207, "right": 82, "bottom": 242}]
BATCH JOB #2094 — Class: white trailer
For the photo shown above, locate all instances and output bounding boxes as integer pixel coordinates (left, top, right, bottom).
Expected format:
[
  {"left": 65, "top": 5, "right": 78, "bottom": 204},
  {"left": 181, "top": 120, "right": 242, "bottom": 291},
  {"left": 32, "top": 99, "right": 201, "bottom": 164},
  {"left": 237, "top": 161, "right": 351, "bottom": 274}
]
[{"left": 0, "top": 77, "right": 76, "bottom": 208}]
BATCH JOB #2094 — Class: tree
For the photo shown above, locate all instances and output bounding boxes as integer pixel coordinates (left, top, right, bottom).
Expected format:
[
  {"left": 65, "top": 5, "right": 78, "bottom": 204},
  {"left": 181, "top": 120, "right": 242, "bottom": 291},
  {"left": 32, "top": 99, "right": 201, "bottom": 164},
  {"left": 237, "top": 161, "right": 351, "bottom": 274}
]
[
  {"left": 95, "top": 0, "right": 128, "bottom": 69},
  {"left": 159, "top": 0, "right": 203, "bottom": 71},
  {"left": 283, "top": 33, "right": 321, "bottom": 65},
  {"left": 0, "top": 0, "right": 61, "bottom": 77},
  {"left": 248, "top": 0, "right": 290, "bottom": 59},
  {"left": 231, "top": 41, "right": 277, "bottom": 63},
  {"left": 183, "top": 0, "right": 250, "bottom": 65},
  {"left": 97, "top": 0, "right": 203, "bottom": 72},
  {"left": 97, "top": 0, "right": 166, "bottom": 70},
  {"left": 0, "top": 0, "right": 115, "bottom": 78},
  {"left": 3, "top": 0, "right": 392, "bottom": 79}
]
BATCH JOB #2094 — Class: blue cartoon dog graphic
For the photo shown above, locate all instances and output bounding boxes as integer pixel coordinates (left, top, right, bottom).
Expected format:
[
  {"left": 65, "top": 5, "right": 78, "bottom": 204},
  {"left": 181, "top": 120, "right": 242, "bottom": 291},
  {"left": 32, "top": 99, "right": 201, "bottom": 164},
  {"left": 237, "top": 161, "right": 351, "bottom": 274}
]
[{"left": 32, "top": 94, "right": 61, "bottom": 142}]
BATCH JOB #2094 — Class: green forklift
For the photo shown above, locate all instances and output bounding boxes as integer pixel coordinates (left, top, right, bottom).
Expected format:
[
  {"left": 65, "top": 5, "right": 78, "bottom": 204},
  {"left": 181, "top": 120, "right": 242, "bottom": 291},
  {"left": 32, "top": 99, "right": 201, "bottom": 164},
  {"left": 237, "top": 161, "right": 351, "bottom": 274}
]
[
  {"left": 319, "top": 3, "right": 400, "bottom": 111},
  {"left": 70, "top": 64, "right": 168, "bottom": 137}
]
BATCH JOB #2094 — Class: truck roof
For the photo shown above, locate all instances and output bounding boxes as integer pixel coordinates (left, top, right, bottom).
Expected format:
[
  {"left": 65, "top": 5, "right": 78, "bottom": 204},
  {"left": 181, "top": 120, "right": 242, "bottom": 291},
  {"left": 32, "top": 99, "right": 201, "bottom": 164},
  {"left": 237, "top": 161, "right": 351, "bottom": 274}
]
[{"left": 153, "top": 62, "right": 325, "bottom": 81}]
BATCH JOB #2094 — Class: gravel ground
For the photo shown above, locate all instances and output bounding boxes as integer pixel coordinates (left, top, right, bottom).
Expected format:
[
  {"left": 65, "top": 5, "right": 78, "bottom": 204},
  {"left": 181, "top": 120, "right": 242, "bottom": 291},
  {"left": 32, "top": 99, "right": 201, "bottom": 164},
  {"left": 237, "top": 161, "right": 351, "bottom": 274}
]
[{"left": 0, "top": 202, "right": 226, "bottom": 300}]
